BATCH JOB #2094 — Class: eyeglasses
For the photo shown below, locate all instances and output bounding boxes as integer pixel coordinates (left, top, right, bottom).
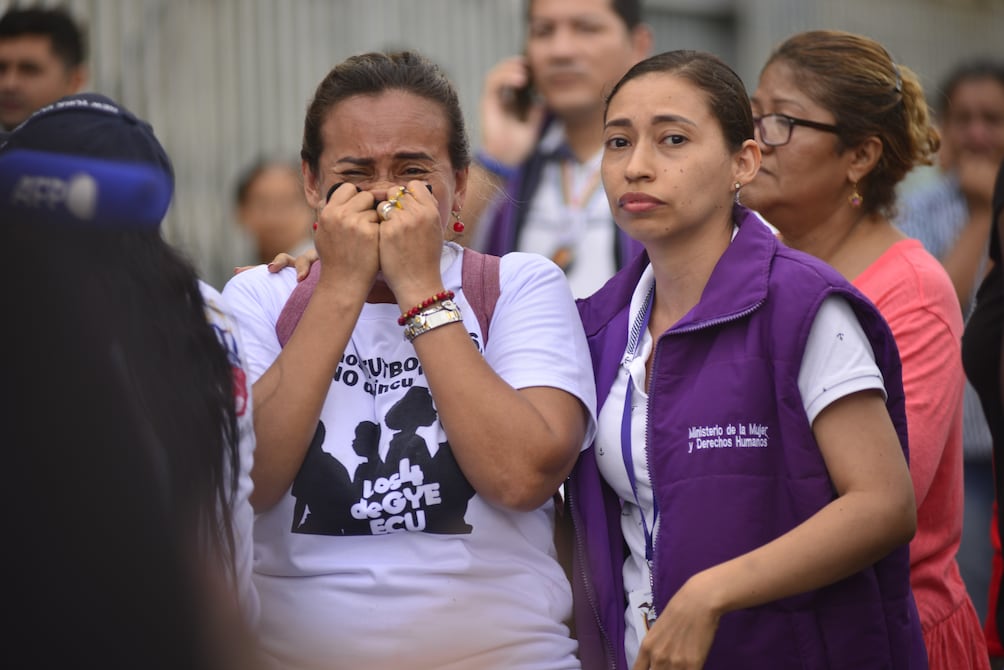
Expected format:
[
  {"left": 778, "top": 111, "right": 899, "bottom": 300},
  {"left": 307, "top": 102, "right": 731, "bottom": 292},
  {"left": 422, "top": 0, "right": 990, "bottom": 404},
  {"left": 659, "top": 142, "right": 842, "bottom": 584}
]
[{"left": 752, "top": 113, "right": 841, "bottom": 147}]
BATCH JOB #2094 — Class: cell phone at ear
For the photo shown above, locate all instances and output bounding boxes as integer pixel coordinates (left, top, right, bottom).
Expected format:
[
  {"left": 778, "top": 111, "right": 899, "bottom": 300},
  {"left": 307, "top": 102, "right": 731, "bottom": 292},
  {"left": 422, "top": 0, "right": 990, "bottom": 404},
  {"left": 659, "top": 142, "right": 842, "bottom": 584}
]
[
  {"left": 503, "top": 65, "right": 535, "bottom": 122},
  {"left": 509, "top": 82, "right": 534, "bottom": 121}
]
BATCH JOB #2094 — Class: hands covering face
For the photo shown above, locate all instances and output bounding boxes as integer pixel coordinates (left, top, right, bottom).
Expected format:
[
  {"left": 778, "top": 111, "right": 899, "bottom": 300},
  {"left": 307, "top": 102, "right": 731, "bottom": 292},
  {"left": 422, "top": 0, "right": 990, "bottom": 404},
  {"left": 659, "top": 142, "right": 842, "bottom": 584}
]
[{"left": 315, "top": 180, "right": 447, "bottom": 305}]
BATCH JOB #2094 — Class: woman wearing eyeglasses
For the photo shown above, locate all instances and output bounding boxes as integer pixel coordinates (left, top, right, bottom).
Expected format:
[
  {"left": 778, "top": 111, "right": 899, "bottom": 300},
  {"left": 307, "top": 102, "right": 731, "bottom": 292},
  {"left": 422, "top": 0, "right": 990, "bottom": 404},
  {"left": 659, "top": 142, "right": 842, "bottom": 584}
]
[{"left": 743, "top": 30, "right": 990, "bottom": 670}]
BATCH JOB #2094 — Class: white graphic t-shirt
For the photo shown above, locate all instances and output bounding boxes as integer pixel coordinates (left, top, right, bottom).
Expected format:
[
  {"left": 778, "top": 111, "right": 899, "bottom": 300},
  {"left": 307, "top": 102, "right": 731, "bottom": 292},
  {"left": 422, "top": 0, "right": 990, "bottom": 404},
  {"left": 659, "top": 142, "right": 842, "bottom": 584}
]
[
  {"left": 199, "top": 280, "right": 259, "bottom": 627},
  {"left": 223, "top": 243, "right": 596, "bottom": 670}
]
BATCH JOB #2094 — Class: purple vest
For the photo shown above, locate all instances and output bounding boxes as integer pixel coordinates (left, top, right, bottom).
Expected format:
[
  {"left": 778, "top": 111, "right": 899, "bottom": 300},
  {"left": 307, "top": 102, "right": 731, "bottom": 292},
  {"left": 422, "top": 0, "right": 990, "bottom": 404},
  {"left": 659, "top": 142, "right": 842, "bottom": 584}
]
[{"left": 567, "top": 205, "right": 928, "bottom": 669}]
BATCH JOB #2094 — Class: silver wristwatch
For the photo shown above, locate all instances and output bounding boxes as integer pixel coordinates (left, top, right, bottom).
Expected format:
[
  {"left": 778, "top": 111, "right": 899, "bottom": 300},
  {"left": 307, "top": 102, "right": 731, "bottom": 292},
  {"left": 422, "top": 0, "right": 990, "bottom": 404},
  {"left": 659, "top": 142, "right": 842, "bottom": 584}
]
[{"left": 403, "top": 299, "right": 463, "bottom": 341}]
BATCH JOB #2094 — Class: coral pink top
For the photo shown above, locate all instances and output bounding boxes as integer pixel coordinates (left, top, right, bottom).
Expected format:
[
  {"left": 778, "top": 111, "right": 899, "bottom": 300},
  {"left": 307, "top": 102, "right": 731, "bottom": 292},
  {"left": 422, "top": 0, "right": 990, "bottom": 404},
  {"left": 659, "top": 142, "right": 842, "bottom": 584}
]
[{"left": 855, "top": 239, "right": 989, "bottom": 669}]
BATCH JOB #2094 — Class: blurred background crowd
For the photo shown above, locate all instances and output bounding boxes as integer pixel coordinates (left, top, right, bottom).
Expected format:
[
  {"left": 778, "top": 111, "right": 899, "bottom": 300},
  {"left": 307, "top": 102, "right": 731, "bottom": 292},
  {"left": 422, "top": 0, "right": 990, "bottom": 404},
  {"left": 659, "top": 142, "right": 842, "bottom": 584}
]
[{"left": 1, "top": 0, "right": 997, "bottom": 288}]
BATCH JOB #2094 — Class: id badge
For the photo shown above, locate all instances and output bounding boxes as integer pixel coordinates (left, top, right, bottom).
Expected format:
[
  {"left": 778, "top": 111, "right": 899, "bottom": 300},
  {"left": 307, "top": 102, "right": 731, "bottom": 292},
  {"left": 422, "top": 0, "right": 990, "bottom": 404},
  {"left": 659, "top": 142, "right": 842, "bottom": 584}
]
[{"left": 628, "top": 588, "right": 658, "bottom": 633}]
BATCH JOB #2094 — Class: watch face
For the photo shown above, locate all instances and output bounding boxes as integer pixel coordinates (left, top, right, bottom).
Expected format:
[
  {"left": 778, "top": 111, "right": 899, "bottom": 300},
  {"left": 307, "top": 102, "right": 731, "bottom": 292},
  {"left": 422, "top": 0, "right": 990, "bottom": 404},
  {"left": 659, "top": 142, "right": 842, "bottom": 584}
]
[{"left": 404, "top": 301, "right": 462, "bottom": 341}]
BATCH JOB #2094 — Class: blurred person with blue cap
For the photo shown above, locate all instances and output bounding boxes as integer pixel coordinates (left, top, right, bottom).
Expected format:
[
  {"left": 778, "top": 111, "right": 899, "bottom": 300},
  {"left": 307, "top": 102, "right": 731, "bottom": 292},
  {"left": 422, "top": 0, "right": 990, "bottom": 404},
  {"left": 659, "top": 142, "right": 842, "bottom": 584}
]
[
  {"left": 0, "top": 93, "right": 263, "bottom": 670},
  {"left": 0, "top": 92, "right": 173, "bottom": 226}
]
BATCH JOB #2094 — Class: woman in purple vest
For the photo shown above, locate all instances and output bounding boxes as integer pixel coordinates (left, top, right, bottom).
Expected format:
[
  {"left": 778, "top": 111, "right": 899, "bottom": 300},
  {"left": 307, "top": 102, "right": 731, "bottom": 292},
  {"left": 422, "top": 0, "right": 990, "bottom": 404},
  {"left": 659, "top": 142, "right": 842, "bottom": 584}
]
[{"left": 566, "top": 50, "right": 927, "bottom": 669}]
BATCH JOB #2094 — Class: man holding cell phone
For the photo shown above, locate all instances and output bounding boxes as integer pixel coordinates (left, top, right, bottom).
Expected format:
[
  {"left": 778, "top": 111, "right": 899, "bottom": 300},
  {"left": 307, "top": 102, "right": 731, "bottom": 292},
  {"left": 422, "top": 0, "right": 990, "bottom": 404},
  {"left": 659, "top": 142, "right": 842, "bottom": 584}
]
[{"left": 467, "top": 0, "right": 652, "bottom": 298}]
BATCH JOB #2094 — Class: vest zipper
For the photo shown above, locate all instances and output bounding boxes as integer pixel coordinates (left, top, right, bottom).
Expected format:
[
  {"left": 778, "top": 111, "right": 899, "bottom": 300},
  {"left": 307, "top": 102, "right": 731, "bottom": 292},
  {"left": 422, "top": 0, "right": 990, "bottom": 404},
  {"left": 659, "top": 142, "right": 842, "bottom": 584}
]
[{"left": 645, "top": 299, "right": 764, "bottom": 622}]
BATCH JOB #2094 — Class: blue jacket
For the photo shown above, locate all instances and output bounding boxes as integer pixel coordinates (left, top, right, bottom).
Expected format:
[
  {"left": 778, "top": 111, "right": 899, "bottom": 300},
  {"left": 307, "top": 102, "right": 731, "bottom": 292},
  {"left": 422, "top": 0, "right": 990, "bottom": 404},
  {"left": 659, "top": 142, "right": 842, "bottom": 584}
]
[
  {"left": 481, "top": 118, "right": 643, "bottom": 268},
  {"left": 567, "top": 205, "right": 928, "bottom": 669}
]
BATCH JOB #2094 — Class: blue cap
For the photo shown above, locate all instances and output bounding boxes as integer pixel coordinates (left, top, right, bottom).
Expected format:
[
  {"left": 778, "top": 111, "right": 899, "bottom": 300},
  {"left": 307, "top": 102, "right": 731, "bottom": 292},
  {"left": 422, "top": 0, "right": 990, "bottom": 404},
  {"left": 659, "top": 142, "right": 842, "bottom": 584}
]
[{"left": 0, "top": 93, "right": 173, "bottom": 229}]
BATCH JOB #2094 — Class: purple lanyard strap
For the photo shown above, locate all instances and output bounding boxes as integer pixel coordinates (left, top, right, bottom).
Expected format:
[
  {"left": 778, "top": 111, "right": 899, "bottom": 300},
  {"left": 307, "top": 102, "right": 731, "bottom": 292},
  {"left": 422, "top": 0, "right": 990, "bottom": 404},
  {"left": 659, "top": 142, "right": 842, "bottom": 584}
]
[{"left": 621, "top": 286, "right": 657, "bottom": 562}]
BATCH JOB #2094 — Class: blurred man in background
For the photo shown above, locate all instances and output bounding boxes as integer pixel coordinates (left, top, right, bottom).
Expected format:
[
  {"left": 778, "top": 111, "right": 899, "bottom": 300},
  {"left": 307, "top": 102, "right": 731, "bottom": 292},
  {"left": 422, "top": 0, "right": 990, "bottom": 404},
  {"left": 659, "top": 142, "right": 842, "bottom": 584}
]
[
  {"left": 0, "top": 5, "right": 87, "bottom": 130},
  {"left": 466, "top": 0, "right": 651, "bottom": 298}
]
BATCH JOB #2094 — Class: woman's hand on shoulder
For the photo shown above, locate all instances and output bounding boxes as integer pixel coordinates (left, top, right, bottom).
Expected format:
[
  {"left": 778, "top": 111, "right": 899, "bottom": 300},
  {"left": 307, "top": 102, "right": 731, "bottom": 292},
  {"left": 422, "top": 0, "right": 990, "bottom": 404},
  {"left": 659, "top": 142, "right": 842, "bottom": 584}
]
[{"left": 234, "top": 248, "right": 320, "bottom": 282}]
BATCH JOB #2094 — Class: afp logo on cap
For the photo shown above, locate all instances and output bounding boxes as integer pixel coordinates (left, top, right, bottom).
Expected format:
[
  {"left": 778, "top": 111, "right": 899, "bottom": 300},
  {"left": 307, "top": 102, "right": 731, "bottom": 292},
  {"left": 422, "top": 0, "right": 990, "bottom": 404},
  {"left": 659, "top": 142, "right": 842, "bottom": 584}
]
[
  {"left": 10, "top": 172, "right": 99, "bottom": 221},
  {"left": 0, "top": 149, "right": 171, "bottom": 229}
]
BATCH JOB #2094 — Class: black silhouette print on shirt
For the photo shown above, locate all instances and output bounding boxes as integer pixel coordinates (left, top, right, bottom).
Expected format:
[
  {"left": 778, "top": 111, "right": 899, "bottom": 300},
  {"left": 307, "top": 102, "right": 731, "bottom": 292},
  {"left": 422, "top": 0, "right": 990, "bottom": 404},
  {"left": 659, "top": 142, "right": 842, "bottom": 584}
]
[{"left": 291, "top": 385, "right": 476, "bottom": 536}]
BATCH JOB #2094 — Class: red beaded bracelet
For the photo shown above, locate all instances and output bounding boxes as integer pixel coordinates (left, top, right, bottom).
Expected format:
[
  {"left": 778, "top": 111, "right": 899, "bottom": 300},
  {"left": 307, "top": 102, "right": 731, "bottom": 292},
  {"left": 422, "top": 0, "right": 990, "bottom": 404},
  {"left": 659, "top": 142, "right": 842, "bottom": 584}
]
[{"left": 397, "top": 290, "right": 455, "bottom": 326}]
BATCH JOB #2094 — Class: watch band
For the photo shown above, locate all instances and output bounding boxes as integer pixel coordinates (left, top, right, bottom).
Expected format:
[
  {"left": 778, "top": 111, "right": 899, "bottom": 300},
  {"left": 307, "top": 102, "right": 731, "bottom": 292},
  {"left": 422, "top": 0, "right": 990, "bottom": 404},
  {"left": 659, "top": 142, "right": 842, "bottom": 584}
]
[{"left": 403, "top": 299, "right": 463, "bottom": 341}]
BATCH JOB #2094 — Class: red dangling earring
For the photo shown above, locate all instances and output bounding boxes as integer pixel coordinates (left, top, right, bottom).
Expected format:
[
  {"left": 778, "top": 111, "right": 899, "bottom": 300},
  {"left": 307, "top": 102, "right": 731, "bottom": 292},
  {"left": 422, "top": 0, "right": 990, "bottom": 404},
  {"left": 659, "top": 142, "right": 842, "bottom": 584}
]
[{"left": 452, "top": 209, "right": 465, "bottom": 234}]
